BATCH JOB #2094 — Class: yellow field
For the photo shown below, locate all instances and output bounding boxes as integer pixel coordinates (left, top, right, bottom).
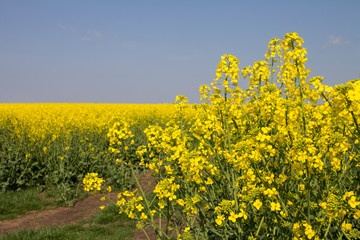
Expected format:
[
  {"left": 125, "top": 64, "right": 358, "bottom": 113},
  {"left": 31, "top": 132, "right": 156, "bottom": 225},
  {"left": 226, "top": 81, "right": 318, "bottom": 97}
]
[
  {"left": 0, "top": 103, "right": 188, "bottom": 204},
  {"left": 0, "top": 103, "right": 179, "bottom": 141}
]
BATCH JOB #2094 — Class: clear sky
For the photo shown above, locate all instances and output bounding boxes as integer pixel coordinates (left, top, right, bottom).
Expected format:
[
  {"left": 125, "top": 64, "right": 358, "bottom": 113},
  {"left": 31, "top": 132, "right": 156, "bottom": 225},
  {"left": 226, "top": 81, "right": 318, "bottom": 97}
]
[{"left": 1, "top": 0, "right": 359, "bottom": 103}]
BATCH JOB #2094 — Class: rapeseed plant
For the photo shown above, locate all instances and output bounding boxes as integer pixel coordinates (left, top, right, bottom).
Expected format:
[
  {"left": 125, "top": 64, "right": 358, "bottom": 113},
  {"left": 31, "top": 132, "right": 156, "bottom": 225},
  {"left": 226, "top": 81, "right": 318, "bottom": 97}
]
[{"left": 85, "top": 33, "right": 360, "bottom": 239}]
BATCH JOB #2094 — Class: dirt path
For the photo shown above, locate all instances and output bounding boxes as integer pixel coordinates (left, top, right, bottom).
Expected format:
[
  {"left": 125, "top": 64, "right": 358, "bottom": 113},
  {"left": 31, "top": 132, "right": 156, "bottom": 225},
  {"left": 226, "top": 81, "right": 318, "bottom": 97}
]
[
  {"left": 0, "top": 171, "right": 158, "bottom": 239},
  {"left": 0, "top": 191, "right": 119, "bottom": 235}
]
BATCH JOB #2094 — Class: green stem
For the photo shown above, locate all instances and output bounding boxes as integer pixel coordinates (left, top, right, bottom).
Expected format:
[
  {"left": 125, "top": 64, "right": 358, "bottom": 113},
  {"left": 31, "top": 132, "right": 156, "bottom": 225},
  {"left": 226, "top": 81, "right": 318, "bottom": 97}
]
[
  {"left": 340, "top": 229, "right": 352, "bottom": 240},
  {"left": 130, "top": 165, "right": 170, "bottom": 239},
  {"left": 255, "top": 216, "right": 265, "bottom": 237},
  {"left": 324, "top": 218, "right": 332, "bottom": 239},
  {"left": 142, "top": 229, "right": 151, "bottom": 240},
  {"left": 224, "top": 90, "right": 232, "bottom": 154},
  {"left": 349, "top": 110, "right": 360, "bottom": 137},
  {"left": 295, "top": 64, "right": 307, "bottom": 137}
]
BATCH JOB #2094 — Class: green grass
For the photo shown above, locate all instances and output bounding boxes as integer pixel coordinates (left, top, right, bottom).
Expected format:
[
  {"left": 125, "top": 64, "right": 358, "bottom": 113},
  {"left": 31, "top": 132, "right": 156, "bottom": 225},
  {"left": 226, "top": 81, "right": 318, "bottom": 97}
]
[
  {"left": 0, "top": 223, "right": 135, "bottom": 240},
  {"left": 92, "top": 203, "right": 126, "bottom": 225},
  {"left": 0, "top": 189, "right": 53, "bottom": 221},
  {"left": 0, "top": 203, "right": 136, "bottom": 240}
]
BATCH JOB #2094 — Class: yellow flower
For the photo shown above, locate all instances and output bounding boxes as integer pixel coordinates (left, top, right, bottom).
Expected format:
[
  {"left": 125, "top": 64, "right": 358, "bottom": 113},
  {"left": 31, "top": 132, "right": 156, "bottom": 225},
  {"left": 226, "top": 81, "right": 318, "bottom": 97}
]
[
  {"left": 140, "top": 212, "right": 148, "bottom": 220},
  {"left": 342, "top": 221, "right": 352, "bottom": 231},
  {"left": 122, "top": 191, "right": 134, "bottom": 197},
  {"left": 303, "top": 223, "right": 316, "bottom": 239},
  {"left": 136, "top": 204, "right": 144, "bottom": 212},
  {"left": 348, "top": 196, "right": 360, "bottom": 208},
  {"left": 128, "top": 211, "right": 135, "bottom": 219},
  {"left": 228, "top": 211, "right": 239, "bottom": 222},
  {"left": 176, "top": 199, "right": 185, "bottom": 206},
  {"left": 293, "top": 222, "right": 300, "bottom": 232},
  {"left": 158, "top": 199, "right": 166, "bottom": 209},
  {"left": 318, "top": 202, "right": 327, "bottom": 209},
  {"left": 204, "top": 204, "right": 210, "bottom": 211},
  {"left": 351, "top": 209, "right": 360, "bottom": 220},
  {"left": 253, "top": 199, "right": 263, "bottom": 210},
  {"left": 100, "top": 197, "right": 105, "bottom": 201},
  {"left": 263, "top": 188, "right": 277, "bottom": 198},
  {"left": 107, "top": 186, "right": 112, "bottom": 193},
  {"left": 205, "top": 177, "right": 214, "bottom": 185},
  {"left": 117, "top": 201, "right": 126, "bottom": 210},
  {"left": 83, "top": 173, "right": 105, "bottom": 192},
  {"left": 199, "top": 186, "right": 207, "bottom": 192},
  {"left": 215, "top": 215, "right": 225, "bottom": 226},
  {"left": 237, "top": 209, "right": 248, "bottom": 220},
  {"left": 270, "top": 202, "right": 281, "bottom": 211},
  {"left": 343, "top": 191, "right": 355, "bottom": 200},
  {"left": 100, "top": 205, "right": 105, "bottom": 211}
]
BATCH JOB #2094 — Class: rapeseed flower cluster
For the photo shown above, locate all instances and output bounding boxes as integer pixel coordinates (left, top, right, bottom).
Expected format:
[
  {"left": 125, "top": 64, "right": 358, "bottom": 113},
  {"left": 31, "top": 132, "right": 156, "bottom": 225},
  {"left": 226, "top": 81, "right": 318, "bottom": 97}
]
[
  {"left": 82, "top": 173, "right": 104, "bottom": 192},
  {"left": 86, "top": 33, "right": 360, "bottom": 239}
]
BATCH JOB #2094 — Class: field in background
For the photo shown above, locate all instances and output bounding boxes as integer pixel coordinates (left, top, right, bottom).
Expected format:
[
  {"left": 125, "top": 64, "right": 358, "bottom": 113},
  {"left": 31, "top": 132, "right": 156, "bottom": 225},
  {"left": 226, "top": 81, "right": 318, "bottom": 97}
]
[{"left": 0, "top": 103, "right": 184, "bottom": 205}]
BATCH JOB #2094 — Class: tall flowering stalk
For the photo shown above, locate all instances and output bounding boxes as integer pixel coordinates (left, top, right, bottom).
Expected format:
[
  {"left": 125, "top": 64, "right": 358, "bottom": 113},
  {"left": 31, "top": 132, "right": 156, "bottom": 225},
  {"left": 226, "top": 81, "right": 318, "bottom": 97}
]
[{"left": 85, "top": 33, "right": 360, "bottom": 239}]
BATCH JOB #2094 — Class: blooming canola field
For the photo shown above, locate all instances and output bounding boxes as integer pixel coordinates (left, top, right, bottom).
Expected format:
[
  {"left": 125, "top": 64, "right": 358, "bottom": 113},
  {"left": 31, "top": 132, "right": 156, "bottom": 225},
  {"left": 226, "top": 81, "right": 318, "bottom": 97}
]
[
  {"left": 0, "top": 103, "right": 181, "bottom": 204},
  {"left": 1, "top": 32, "right": 360, "bottom": 239}
]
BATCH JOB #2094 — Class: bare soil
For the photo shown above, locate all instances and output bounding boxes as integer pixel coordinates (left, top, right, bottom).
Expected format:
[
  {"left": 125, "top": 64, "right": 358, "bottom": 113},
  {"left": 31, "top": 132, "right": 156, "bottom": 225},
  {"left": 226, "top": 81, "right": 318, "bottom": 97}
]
[{"left": 0, "top": 171, "right": 159, "bottom": 240}]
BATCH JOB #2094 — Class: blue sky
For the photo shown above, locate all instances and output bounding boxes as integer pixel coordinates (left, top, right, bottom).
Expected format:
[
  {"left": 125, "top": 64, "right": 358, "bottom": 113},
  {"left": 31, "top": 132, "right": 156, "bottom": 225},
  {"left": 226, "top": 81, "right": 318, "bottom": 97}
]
[{"left": 1, "top": 0, "right": 359, "bottom": 103}]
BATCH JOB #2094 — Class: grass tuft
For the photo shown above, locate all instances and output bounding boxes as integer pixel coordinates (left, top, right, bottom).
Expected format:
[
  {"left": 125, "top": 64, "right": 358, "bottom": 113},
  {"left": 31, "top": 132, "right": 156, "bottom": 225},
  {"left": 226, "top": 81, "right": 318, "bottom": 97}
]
[
  {"left": 0, "top": 223, "right": 135, "bottom": 240},
  {"left": 0, "top": 189, "right": 53, "bottom": 221},
  {"left": 93, "top": 204, "right": 131, "bottom": 225}
]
